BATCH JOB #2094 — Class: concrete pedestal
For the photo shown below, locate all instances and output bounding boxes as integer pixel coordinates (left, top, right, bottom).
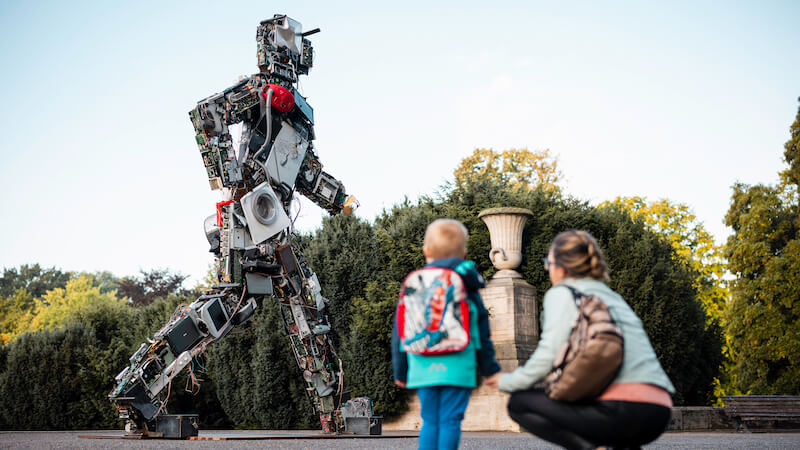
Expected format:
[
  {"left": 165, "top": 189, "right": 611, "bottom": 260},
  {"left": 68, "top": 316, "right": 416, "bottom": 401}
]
[
  {"left": 481, "top": 275, "right": 538, "bottom": 373},
  {"left": 384, "top": 275, "right": 538, "bottom": 432}
]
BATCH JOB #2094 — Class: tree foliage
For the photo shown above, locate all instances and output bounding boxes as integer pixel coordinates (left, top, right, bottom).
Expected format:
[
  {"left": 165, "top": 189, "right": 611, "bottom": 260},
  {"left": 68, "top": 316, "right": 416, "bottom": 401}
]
[
  {"left": 117, "top": 269, "right": 191, "bottom": 306},
  {"left": 0, "top": 289, "right": 35, "bottom": 345},
  {"left": 208, "top": 215, "right": 398, "bottom": 427},
  {"left": 0, "top": 264, "right": 72, "bottom": 298},
  {"left": 782, "top": 97, "right": 800, "bottom": 189},
  {"left": 724, "top": 100, "right": 800, "bottom": 394},
  {"left": 29, "top": 275, "right": 126, "bottom": 333},
  {"left": 600, "top": 197, "right": 728, "bottom": 321},
  {"left": 0, "top": 324, "right": 100, "bottom": 429},
  {"left": 453, "top": 148, "right": 562, "bottom": 192},
  {"left": 1, "top": 274, "right": 125, "bottom": 343}
]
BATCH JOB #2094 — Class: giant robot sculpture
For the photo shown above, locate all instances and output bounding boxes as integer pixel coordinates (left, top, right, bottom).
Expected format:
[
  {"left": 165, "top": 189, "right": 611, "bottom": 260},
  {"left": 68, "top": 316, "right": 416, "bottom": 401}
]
[{"left": 108, "top": 15, "right": 370, "bottom": 437}]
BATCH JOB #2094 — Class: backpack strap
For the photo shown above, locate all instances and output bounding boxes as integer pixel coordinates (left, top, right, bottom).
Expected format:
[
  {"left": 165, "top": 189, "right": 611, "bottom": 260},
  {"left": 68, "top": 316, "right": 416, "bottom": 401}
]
[
  {"left": 562, "top": 285, "right": 584, "bottom": 309},
  {"left": 454, "top": 260, "right": 475, "bottom": 276}
]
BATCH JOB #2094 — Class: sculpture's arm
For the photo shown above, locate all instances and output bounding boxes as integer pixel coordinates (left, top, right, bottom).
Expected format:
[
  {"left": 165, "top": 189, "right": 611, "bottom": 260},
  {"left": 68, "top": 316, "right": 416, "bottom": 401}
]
[
  {"left": 296, "top": 149, "right": 357, "bottom": 215},
  {"left": 189, "top": 77, "right": 263, "bottom": 191}
]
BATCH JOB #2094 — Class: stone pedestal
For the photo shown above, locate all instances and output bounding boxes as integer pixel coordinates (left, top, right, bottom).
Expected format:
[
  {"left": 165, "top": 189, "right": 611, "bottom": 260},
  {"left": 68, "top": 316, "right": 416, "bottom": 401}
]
[
  {"left": 383, "top": 276, "right": 538, "bottom": 432},
  {"left": 480, "top": 276, "right": 538, "bottom": 373}
]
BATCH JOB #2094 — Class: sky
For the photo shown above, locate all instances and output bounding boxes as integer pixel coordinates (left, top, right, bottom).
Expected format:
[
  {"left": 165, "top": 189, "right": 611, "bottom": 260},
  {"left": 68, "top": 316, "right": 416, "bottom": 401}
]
[{"left": 0, "top": 0, "right": 798, "bottom": 285}]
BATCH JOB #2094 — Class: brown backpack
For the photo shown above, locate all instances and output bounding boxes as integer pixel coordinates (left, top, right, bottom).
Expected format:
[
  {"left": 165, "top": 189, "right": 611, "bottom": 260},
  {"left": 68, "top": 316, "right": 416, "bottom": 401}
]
[{"left": 544, "top": 286, "right": 624, "bottom": 402}]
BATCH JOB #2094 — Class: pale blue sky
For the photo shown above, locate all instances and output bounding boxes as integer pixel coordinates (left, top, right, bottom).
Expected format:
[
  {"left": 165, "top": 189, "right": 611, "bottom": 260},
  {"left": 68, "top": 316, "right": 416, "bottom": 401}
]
[{"left": 1, "top": 1, "right": 797, "bottom": 284}]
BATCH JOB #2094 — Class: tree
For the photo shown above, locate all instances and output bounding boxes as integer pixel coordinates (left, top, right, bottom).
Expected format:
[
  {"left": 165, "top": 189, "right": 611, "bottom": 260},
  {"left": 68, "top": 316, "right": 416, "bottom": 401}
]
[
  {"left": 117, "top": 268, "right": 191, "bottom": 306},
  {"left": 0, "top": 324, "right": 100, "bottom": 429},
  {"left": 83, "top": 271, "right": 120, "bottom": 294},
  {"left": 600, "top": 197, "right": 733, "bottom": 401},
  {"left": 782, "top": 98, "right": 800, "bottom": 189},
  {"left": 28, "top": 275, "right": 126, "bottom": 333},
  {"left": 0, "top": 289, "right": 34, "bottom": 345},
  {"left": 724, "top": 99, "right": 800, "bottom": 394},
  {"left": 0, "top": 267, "right": 122, "bottom": 344},
  {"left": 0, "top": 264, "right": 72, "bottom": 298},
  {"left": 599, "top": 197, "right": 728, "bottom": 322},
  {"left": 454, "top": 148, "right": 562, "bottom": 192}
]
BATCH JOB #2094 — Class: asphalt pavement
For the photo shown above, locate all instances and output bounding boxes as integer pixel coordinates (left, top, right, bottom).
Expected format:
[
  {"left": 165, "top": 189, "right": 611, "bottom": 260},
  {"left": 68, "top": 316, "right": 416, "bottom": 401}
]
[{"left": 1, "top": 430, "right": 799, "bottom": 449}]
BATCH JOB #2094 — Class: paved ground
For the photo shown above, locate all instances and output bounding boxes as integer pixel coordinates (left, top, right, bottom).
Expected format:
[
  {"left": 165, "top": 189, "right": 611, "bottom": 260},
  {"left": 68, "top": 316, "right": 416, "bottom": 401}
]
[{"left": 1, "top": 430, "right": 799, "bottom": 449}]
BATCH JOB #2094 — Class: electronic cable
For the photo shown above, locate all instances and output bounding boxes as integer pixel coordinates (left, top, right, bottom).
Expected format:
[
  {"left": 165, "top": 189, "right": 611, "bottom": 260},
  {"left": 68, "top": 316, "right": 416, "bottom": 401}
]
[
  {"left": 236, "top": 122, "right": 251, "bottom": 165},
  {"left": 336, "top": 358, "right": 344, "bottom": 410},
  {"left": 291, "top": 192, "right": 302, "bottom": 226},
  {"left": 252, "top": 88, "right": 274, "bottom": 175}
]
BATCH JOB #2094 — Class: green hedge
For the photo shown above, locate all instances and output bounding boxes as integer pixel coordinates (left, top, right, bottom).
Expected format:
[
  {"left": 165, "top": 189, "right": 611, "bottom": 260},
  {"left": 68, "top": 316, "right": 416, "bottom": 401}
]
[{"left": 0, "top": 180, "right": 722, "bottom": 430}]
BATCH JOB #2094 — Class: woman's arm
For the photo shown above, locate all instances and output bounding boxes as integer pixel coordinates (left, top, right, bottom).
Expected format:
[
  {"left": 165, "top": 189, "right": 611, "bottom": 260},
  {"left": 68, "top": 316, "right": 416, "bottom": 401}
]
[{"left": 497, "top": 285, "right": 576, "bottom": 392}]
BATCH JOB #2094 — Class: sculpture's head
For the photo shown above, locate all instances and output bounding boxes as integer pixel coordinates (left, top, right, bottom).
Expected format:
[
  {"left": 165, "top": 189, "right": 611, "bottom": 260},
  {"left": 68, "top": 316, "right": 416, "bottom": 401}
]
[{"left": 257, "top": 15, "right": 318, "bottom": 83}]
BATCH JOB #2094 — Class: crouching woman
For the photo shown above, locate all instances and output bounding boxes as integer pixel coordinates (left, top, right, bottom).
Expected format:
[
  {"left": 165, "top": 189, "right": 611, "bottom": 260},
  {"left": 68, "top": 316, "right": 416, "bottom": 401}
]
[{"left": 487, "top": 230, "right": 674, "bottom": 449}]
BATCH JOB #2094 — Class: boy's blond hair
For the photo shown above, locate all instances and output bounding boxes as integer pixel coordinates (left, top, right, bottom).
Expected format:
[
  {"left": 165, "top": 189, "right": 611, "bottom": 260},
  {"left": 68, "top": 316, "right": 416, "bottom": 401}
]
[{"left": 423, "top": 219, "right": 468, "bottom": 260}]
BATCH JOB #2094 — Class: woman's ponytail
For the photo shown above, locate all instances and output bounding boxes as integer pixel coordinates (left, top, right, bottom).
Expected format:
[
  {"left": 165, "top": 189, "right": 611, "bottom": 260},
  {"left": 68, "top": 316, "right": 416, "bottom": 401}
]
[{"left": 551, "top": 230, "right": 610, "bottom": 281}]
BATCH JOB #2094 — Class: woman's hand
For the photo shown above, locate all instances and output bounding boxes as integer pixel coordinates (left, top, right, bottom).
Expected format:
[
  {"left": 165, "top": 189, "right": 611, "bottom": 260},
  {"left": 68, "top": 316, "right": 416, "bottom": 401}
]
[{"left": 394, "top": 379, "right": 407, "bottom": 388}]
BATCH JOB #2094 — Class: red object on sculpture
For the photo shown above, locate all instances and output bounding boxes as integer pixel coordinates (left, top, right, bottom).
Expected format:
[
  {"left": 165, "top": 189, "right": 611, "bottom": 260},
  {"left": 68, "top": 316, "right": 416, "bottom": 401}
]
[
  {"left": 216, "top": 200, "right": 234, "bottom": 227},
  {"left": 263, "top": 84, "right": 295, "bottom": 112}
]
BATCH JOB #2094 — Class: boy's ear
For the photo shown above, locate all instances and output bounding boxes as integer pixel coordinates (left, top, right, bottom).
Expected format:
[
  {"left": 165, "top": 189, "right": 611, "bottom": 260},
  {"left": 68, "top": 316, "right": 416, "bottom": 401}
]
[{"left": 423, "top": 245, "right": 432, "bottom": 259}]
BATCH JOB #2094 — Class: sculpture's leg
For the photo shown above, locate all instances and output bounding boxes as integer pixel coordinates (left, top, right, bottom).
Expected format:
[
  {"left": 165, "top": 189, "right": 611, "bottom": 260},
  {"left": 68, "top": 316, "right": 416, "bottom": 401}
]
[
  {"left": 273, "top": 243, "right": 343, "bottom": 433},
  {"left": 108, "top": 282, "right": 253, "bottom": 438}
]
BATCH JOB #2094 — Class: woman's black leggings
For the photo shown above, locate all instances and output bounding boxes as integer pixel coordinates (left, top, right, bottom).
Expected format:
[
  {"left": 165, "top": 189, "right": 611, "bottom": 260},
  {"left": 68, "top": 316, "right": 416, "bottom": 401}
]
[{"left": 507, "top": 389, "right": 671, "bottom": 450}]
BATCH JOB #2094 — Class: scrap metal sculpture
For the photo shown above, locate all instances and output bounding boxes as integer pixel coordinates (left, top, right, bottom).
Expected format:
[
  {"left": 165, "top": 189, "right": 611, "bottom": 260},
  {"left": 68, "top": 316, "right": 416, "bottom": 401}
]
[{"left": 109, "top": 15, "right": 368, "bottom": 437}]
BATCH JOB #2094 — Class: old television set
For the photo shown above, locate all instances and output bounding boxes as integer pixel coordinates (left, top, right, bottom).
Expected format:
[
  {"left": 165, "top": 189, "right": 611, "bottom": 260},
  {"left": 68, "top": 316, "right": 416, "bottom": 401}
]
[{"left": 200, "top": 298, "right": 231, "bottom": 339}]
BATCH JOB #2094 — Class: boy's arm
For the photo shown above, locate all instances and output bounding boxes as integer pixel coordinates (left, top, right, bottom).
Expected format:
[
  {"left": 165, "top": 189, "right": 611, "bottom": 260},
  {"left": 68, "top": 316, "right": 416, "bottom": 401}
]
[
  {"left": 472, "top": 292, "right": 501, "bottom": 376},
  {"left": 391, "top": 309, "right": 408, "bottom": 384}
]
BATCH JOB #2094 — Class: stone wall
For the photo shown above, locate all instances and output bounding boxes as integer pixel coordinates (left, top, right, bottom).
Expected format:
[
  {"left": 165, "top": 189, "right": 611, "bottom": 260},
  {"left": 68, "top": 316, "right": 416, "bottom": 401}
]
[{"left": 668, "top": 407, "right": 734, "bottom": 431}]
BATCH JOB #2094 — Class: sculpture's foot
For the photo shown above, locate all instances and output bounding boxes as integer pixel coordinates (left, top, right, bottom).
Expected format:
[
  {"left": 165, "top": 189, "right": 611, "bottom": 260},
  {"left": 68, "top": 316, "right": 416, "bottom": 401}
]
[{"left": 126, "top": 414, "right": 199, "bottom": 439}]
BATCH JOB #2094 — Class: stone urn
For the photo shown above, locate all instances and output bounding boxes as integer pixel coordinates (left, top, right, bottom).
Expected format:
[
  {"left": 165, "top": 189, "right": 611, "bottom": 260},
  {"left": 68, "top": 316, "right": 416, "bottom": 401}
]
[{"left": 478, "top": 207, "right": 534, "bottom": 278}]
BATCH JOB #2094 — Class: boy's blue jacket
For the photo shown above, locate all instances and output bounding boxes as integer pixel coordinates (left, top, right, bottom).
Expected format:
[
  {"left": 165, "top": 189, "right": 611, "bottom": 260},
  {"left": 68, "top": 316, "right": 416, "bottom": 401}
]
[{"left": 391, "top": 258, "right": 501, "bottom": 387}]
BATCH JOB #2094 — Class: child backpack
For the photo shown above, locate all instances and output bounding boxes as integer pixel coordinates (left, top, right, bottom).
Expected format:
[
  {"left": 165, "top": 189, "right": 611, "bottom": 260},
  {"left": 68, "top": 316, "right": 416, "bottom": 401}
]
[{"left": 397, "top": 267, "right": 470, "bottom": 355}]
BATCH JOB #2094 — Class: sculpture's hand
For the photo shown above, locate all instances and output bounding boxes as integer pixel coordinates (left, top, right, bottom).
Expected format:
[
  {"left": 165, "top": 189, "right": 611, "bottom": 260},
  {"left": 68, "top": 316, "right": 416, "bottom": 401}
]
[{"left": 342, "top": 196, "right": 359, "bottom": 216}]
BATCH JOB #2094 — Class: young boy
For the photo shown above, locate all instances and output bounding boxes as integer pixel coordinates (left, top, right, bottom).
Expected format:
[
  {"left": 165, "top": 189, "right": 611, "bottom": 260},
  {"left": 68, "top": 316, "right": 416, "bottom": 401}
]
[{"left": 392, "top": 219, "right": 501, "bottom": 450}]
